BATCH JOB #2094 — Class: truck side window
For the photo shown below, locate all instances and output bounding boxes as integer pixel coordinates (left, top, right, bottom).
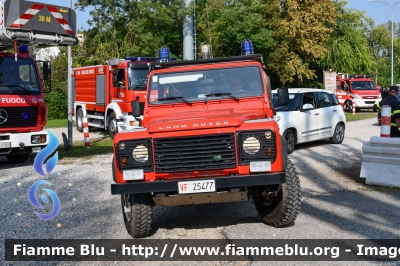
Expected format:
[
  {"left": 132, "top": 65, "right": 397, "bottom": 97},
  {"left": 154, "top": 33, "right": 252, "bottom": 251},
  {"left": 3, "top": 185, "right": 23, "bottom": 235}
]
[{"left": 113, "top": 69, "right": 125, "bottom": 88}]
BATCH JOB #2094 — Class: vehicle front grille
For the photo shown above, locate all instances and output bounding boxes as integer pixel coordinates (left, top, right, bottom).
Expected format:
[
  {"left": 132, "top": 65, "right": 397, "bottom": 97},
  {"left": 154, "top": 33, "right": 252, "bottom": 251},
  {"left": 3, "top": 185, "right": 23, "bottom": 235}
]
[
  {"left": 153, "top": 133, "right": 236, "bottom": 173},
  {"left": 139, "top": 102, "right": 144, "bottom": 115},
  {"left": 0, "top": 107, "right": 38, "bottom": 128}
]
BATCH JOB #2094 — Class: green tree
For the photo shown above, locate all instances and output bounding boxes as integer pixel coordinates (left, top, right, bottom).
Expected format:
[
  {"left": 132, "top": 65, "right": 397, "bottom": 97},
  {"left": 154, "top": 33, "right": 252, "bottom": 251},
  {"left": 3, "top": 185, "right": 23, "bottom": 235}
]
[{"left": 320, "top": 1, "right": 375, "bottom": 76}]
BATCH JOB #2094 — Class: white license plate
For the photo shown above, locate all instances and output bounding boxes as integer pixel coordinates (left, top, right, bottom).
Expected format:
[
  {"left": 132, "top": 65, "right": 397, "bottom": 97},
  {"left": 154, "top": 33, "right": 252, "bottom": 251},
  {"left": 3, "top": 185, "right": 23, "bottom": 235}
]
[
  {"left": 178, "top": 180, "right": 216, "bottom": 194},
  {"left": 250, "top": 161, "right": 271, "bottom": 172},
  {"left": 0, "top": 142, "right": 11, "bottom": 148}
]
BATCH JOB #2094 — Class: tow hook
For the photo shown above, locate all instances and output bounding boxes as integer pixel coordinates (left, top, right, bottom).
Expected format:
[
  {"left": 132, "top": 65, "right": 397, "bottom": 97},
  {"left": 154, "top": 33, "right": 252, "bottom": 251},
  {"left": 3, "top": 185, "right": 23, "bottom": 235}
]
[{"left": 19, "top": 142, "right": 25, "bottom": 150}]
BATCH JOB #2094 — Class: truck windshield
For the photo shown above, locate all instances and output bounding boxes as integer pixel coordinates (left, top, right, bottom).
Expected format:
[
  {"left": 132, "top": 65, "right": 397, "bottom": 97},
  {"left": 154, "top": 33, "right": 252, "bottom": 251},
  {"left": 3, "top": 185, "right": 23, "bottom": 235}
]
[
  {"left": 128, "top": 68, "right": 148, "bottom": 91},
  {"left": 350, "top": 81, "right": 376, "bottom": 90},
  {"left": 0, "top": 57, "right": 40, "bottom": 95},
  {"left": 148, "top": 66, "right": 263, "bottom": 104}
]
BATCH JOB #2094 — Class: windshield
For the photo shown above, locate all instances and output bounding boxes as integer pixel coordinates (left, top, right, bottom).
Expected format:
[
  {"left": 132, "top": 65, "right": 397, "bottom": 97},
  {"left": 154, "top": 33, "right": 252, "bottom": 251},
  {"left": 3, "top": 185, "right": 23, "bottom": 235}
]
[
  {"left": 127, "top": 68, "right": 148, "bottom": 90},
  {"left": 272, "top": 93, "right": 298, "bottom": 111},
  {"left": 148, "top": 66, "right": 264, "bottom": 104},
  {"left": 350, "top": 81, "right": 376, "bottom": 90},
  {"left": 0, "top": 57, "right": 40, "bottom": 95}
]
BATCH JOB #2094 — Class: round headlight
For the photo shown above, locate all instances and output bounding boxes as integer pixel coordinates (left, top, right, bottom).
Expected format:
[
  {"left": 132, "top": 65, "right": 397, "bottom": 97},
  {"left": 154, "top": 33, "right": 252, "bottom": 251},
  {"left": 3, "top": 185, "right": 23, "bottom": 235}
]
[
  {"left": 243, "top": 136, "right": 261, "bottom": 155},
  {"left": 132, "top": 145, "right": 149, "bottom": 163}
]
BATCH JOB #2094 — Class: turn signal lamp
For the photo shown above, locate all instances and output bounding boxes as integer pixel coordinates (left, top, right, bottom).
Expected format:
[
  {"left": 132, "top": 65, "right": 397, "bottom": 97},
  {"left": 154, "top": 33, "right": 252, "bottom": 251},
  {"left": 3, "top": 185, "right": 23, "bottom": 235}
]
[{"left": 241, "top": 40, "right": 254, "bottom": 55}]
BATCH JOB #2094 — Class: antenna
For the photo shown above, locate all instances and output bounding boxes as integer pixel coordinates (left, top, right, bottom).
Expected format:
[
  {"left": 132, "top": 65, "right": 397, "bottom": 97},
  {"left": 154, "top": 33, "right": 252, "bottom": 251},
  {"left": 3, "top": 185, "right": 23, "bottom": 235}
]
[{"left": 206, "top": 2, "right": 212, "bottom": 58}]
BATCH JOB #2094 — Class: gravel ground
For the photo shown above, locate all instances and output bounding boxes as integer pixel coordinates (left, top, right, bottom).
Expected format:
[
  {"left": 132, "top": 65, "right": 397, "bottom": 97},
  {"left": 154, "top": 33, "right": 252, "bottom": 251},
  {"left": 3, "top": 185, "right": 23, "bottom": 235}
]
[{"left": 2, "top": 117, "right": 400, "bottom": 266}]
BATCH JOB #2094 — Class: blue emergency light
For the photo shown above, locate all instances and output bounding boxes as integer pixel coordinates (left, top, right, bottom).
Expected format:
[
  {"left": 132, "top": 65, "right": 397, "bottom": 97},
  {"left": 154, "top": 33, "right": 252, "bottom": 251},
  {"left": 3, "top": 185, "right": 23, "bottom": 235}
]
[
  {"left": 18, "top": 45, "right": 29, "bottom": 53},
  {"left": 158, "top": 47, "right": 171, "bottom": 62},
  {"left": 241, "top": 40, "right": 254, "bottom": 55}
]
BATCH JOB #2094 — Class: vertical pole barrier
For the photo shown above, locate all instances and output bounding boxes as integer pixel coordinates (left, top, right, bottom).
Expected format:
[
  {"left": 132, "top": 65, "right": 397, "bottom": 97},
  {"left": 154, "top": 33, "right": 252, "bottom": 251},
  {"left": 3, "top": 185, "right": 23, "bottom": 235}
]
[
  {"left": 83, "top": 117, "right": 91, "bottom": 148},
  {"left": 352, "top": 102, "right": 356, "bottom": 115},
  {"left": 380, "top": 105, "right": 391, "bottom": 138}
]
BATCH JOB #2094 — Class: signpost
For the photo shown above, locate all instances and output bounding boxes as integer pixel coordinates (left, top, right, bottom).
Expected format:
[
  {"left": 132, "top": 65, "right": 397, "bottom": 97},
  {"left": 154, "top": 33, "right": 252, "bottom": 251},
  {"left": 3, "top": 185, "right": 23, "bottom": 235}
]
[{"left": 323, "top": 70, "right": 336, "bottom": 93}]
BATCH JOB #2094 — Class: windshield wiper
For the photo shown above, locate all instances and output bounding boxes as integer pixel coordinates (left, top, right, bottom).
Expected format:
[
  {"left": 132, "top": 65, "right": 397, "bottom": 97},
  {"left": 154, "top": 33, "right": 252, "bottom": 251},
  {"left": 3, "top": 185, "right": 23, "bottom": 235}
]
[
  {"left": 204, "top": 92, "right": 239, "bottom": 102},
  {"left": 4, "top": 84, "right": 31, "bottom": 94},
  {"left": 157, "top": 96, "right": 192, "bottom": 106}
]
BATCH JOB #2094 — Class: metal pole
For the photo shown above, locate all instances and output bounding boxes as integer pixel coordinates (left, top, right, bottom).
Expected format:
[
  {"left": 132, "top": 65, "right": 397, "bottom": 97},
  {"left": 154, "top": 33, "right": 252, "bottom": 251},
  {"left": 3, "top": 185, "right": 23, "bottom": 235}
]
[
  {"left": 67, "top": 0, "right": 73, "bottom": 150},
  {"left": 392, "top": 6, "right": 394, "bottom": 85},
  {"left": 367, "top": 0, "right": 400, "bottom": 85}
]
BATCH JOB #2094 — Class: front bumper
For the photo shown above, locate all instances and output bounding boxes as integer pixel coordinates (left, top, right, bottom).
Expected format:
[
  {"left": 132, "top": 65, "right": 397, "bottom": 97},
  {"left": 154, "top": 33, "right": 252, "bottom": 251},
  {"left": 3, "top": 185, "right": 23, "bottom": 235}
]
[
  {"left": 111, "top": 172, "right": 286, "bottom": 195},
  {"left": 0, "top": 131, "right": 48, "bottom": 155},
  {"left": 354, "top": 99, "right": 376, "bottom": 108}
]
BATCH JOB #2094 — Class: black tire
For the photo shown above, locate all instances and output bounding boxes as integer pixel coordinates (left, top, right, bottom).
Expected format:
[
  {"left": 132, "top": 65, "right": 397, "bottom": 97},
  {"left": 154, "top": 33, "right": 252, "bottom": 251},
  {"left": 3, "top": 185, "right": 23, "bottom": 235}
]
[
  {"left": 344, "top": 100, "right": 352, "bottom": 112},
  {"left": 76, "top": 108, "right": 83, "bottom": 133},
  {"left": 283, "top": 129, "right": 296, "bottom": 154},
  {"left": 107, "top": 112, "right": 118, "bottom": 139},
  {"left": 254, "top": 158, "right": 301, "bottom": 227},
  {"left": 121, "top": 194, "right": 154, "bottom": 238},
  {"left": 6, "top": 152, "right": 30, "bottom": 163},
  {"left": 330, "top": 123, "right": 345, "bottom": 144}
]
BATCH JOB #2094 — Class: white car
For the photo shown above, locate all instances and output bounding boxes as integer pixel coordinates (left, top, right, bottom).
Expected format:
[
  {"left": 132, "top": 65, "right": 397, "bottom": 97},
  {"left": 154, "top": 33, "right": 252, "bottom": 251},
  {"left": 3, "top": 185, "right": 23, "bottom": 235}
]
[{"left": 272, "top": 88, "right": 346, "bottom": 154}]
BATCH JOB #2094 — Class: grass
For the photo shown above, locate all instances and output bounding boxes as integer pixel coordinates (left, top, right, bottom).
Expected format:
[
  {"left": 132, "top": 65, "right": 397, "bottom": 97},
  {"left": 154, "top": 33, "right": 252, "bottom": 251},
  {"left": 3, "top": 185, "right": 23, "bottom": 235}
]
[
  {"left": 57, "top": 137, "right": 113, "bottom": 159},
  {"left": 45, "top": 119, "right": 74, "bottom": 128},
  {"left": 345, "top": 111, "right": 377, "bottom": 122}
]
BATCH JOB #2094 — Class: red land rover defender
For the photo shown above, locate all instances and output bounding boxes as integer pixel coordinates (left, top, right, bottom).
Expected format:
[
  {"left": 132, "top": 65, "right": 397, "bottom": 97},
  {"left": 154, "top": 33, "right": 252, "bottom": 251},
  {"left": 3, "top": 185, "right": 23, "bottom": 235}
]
[{"left": 111, "top": 42, "right": 302, "bottom": 238}]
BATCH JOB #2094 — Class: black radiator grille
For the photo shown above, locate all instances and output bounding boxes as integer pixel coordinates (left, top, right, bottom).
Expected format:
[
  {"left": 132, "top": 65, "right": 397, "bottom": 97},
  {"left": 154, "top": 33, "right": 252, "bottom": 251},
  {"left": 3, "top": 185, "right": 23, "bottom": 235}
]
[
  {"left": 0, "top": 107, "right": 38, "bottom": 128},
  {"left": 153, "top": 133, "right": 237, "bottom": 173},
  {"left": 139, "top": 102, "right": 145, "bottom": 115}
]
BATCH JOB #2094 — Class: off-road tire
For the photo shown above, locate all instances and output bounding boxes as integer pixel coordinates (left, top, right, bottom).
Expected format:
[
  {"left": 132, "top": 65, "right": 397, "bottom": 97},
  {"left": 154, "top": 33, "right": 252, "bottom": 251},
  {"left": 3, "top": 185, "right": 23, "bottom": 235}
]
[
  {"left": 330, "top": 123, "right": 345, "bottom": 144},
  {"left": 107, "top": 112, "right": 118, "bottom": 139},
  {"left": 6, "top": 152, "right": 30, "bottom": 163},
  {"left": 76, "top": 108, "right": 84, "bottom": 133},
  {"left": 283, "top": 129, "right": 296, "bottom": 154},
  {"left": 121, "top": 194, "right": 154, "bottom": 238},
  {"left": 254, "top": 158, "right": 301, "bottom": 227}
]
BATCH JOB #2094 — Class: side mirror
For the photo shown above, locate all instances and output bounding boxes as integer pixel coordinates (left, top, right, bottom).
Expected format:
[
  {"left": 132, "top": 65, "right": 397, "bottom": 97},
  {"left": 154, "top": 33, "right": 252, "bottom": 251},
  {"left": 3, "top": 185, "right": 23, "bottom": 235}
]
[
  {"left": 43, "top": 61, "right": 51, "bottom": 81},
  {"left": 302, "top": 103, "right": 313, "bottom": 110},
  {"left": 277, "top": 87, "right": 289, "bottom": 105},
  {"left": 131, "top": 100, "right": 141, "bottom": 117}
]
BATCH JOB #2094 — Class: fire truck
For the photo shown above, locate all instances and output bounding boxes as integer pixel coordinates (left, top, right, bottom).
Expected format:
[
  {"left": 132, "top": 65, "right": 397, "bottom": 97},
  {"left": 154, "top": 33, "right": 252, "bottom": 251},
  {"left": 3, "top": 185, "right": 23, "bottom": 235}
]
[
  {"left": 336, "top": 74, "right": 380, "bottom": 112},
  {"left": 73, "top": 56, "right": 163, "bottom": 139},
  {"left": 0, "top": 0, "right": 77, "bottom": 163},
  {"left": 110, "top": 42, "right": 302, "bottom": 238}
]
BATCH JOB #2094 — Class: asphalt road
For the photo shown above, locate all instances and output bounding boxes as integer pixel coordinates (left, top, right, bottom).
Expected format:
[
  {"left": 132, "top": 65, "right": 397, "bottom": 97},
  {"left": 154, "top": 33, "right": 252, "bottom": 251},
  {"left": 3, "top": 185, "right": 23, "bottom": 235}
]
[{"left": 1, "top": 117, "right": 400, "bottom": 266}]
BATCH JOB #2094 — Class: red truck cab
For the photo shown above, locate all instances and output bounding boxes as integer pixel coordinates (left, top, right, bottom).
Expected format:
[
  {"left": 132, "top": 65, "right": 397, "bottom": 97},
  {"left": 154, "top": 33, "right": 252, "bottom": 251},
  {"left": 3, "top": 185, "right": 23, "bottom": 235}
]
[
  {"left": 336, "top": 74, "right": 380, "bottom": 111},
  {"left": 111, "top": 43, "right": 302, "bottom": 238}
]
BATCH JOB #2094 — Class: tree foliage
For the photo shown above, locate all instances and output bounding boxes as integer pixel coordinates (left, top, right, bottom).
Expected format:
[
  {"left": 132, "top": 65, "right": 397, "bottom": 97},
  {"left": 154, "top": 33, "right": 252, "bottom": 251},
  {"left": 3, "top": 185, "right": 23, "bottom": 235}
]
[{"left": 42, "top": 0, "right": 400, "bottom": 119}]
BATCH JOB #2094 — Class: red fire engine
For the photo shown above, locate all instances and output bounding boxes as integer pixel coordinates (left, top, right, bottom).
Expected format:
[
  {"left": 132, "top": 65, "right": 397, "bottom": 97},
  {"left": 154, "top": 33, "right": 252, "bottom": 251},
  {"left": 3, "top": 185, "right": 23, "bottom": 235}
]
[
  {"left": 0, "top": 0, "right": 77, "bottom": 163},
  {"left": 111, "top": 42, "right": 302, "bottom": 238},
  {"left": 73, "top": 56, "right": 164, "bottom": 139},
  {"left": 336, "top": 74, "right": 380, "bottom": 112}
]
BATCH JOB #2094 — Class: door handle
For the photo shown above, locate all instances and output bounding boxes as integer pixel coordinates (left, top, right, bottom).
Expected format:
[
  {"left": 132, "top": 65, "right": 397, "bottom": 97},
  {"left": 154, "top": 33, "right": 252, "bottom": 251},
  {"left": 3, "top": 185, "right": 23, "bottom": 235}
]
[
  {"left": 314, "top": 113, "right": 319, "bottom": 115},
  {"left": 333, "top": 110, "right": 337, "bottom": 112}
]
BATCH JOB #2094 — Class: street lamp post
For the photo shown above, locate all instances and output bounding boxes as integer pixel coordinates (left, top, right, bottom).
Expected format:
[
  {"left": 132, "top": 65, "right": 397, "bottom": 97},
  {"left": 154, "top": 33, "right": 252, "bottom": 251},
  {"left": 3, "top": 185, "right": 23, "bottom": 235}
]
[{"left": 367, "top": 0, "right": 400, "bottom": 85}]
